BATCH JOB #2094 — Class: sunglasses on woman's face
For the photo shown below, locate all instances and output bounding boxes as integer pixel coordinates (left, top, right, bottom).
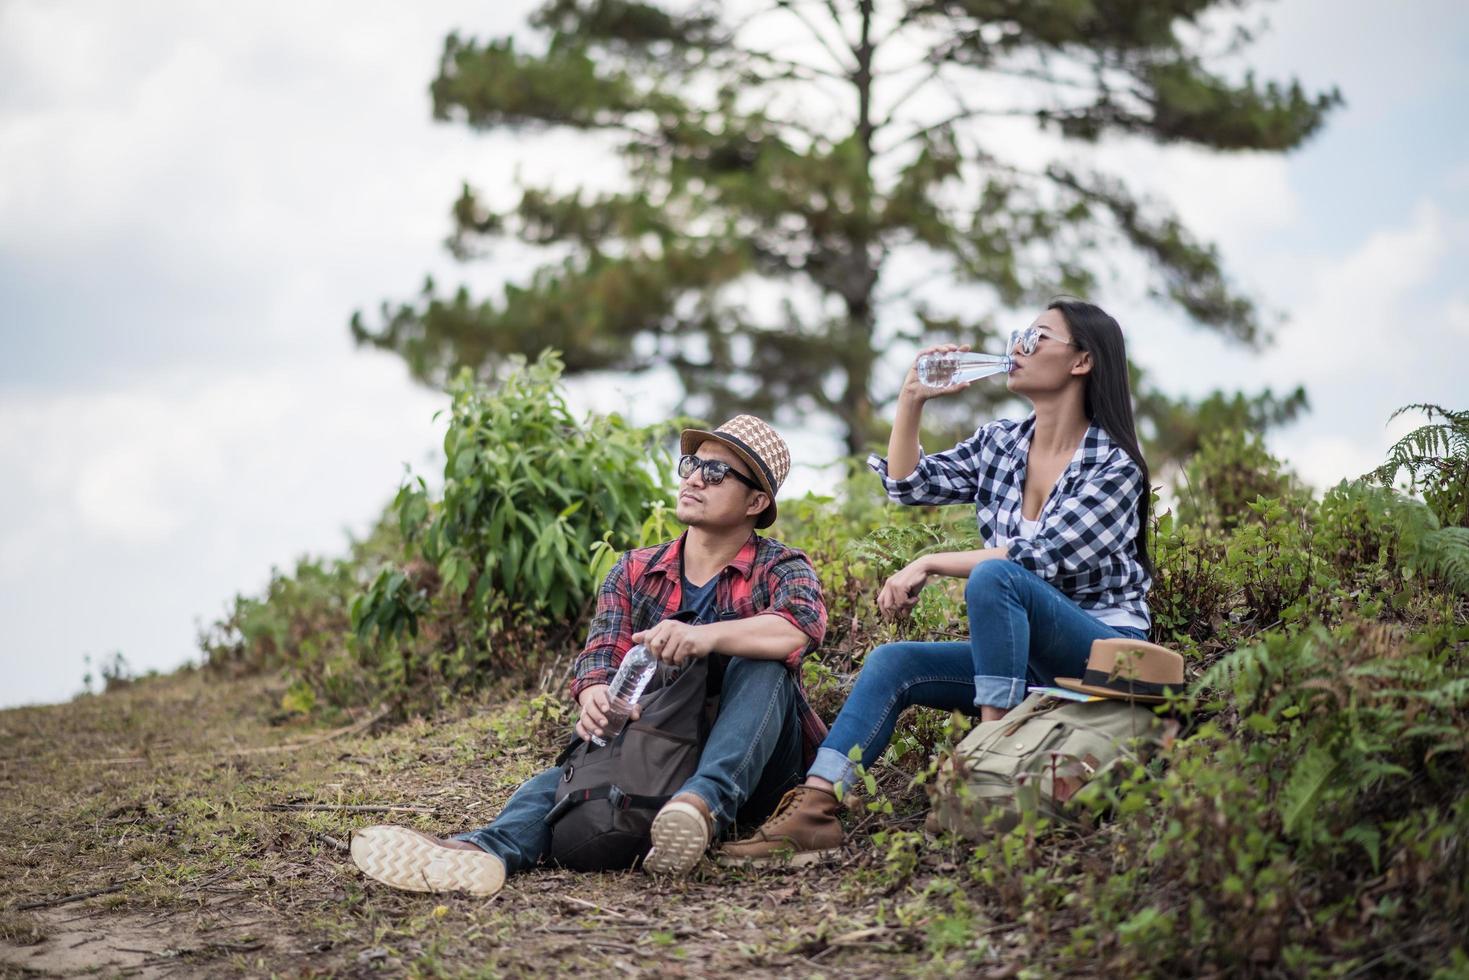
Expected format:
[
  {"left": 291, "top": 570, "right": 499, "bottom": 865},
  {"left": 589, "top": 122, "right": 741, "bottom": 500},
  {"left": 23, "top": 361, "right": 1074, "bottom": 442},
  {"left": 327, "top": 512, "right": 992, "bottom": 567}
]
[
  {"left": 678, "top": 454, "right": 762, "bottom": 491},
  {"left": 1008, "top": 325, "right": 1079, "bottom": 356}
]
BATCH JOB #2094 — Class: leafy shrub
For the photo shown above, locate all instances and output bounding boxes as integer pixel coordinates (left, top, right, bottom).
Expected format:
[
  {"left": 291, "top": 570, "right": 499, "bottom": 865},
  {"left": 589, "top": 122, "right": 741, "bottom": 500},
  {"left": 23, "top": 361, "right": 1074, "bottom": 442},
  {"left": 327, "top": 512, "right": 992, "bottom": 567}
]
[
  {"left": 330, "top": 351, "right": 680, "bottom": 705},
  {"left": 201, "top": 557, "right": 357, "bottom": 676},
  {"left": 1147, "top": 511, "right": 1235, "bottom": 649},
  {"left": 203, "top": 352, "right": 677, "bottom": 712},
  {"left": 1175, "top": 427, "right": 1297, "bottom": 531},
  {"left": 1317, "top": 481, "right": 1469, "bottom": 600},
  {"left": 381, "top": 351, "right": 677, "bottom": 631}
]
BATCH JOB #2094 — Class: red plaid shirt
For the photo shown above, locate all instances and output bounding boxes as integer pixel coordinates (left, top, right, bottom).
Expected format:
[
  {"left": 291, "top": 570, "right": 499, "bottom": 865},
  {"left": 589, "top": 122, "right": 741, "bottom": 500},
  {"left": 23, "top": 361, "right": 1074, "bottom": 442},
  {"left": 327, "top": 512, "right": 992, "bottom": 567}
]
[{"left": 570, "top": 531, "right": 829, "bottom": 765}]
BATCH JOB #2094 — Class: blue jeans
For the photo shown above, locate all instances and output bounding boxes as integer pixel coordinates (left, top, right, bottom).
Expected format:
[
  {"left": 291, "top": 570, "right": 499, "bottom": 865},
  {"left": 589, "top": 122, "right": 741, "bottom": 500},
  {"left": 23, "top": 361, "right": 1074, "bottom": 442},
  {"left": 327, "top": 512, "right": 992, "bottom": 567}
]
[
  {"left": 455, "top": 656, "right": 803, "bottom": 873},
  {"left": 808, "top": 560, "right": 1149, "bottom": 790}
]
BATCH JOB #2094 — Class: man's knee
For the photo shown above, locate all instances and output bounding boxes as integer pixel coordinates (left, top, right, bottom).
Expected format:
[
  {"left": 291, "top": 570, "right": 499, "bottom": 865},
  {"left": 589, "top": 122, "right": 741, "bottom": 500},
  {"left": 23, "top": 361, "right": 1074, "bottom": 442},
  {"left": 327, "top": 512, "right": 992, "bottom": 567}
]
[{"left": 721, "top": 656, "right": 795, "bottom": 699}]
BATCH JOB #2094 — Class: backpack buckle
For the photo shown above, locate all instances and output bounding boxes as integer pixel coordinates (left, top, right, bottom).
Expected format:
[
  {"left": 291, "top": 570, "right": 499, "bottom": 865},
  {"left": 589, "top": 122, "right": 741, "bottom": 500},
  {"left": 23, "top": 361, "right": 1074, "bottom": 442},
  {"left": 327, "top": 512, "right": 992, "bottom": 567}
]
[{"left": 607, "top": 785, "right": 630, "bottom": 810}]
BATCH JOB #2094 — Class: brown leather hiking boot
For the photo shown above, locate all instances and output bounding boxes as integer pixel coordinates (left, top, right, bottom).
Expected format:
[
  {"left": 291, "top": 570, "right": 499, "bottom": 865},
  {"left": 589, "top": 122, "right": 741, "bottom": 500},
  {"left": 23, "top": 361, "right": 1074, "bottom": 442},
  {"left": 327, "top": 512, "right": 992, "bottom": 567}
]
[{"left": 717, "top": 785, "right": 842, "bottom": 867}]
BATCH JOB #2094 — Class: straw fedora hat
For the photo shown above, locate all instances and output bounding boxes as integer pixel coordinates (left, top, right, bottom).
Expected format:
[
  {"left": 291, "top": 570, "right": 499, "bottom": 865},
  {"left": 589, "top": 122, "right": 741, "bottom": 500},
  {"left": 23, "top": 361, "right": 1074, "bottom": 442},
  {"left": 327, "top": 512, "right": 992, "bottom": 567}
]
[
  {"left": 1055, "top": 638, "right": 1185, "bottom": 703},
  {"left": 679, "top": 415, "right": 790, "bottom": 529}
]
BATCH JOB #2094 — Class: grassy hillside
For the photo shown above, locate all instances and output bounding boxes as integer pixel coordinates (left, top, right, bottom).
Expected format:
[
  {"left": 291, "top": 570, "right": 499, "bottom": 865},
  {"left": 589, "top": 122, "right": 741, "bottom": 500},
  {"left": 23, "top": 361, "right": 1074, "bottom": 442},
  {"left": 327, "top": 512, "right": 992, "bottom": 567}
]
[
  {"left": 1, "top": 671, "right": 1008, "bottom": 978},
  {"left": 6, "top": 367, "right": 1465, "bottom": 977}
]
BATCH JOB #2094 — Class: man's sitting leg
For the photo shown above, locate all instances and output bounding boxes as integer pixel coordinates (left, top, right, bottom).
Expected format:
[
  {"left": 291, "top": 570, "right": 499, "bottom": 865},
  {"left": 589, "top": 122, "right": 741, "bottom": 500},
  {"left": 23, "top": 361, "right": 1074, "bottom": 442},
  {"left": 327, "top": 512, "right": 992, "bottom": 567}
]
[
  {"left": 351, "top": 765, "right": 561, "bottom": 895},
  {"left": 645, "top": 657, "right": 803, "bottom": 874}
]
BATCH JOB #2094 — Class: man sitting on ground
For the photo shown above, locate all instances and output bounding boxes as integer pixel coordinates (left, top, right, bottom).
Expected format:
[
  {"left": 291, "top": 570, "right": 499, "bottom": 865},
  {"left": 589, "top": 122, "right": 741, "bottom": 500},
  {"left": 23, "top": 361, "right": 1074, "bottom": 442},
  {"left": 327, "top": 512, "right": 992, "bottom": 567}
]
[{"left": 350, "top": 415, "right": 828, "bottom": 895}]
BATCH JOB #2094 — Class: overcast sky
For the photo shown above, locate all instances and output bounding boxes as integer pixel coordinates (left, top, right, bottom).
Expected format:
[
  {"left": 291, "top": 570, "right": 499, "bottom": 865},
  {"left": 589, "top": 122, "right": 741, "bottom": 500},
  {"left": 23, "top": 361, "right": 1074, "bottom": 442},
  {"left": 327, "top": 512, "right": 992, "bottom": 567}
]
[{"left": 2, "top": 1, "right": 1466, "bottom": 709}]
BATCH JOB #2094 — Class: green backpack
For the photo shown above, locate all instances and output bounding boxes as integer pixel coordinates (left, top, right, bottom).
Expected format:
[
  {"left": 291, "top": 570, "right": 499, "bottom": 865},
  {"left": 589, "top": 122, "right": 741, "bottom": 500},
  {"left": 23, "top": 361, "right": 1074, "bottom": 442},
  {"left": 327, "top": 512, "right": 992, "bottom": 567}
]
[{"left": 926, "top": 692, "right": 1167, "bottom": 839}]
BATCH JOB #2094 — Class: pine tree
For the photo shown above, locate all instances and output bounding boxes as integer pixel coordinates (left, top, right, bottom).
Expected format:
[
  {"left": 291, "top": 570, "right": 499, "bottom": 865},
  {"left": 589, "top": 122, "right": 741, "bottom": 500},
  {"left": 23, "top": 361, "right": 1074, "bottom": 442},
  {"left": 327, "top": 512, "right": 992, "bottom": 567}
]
[{"left": 352, "top": 0, "right": 1339, "bottom": 455}]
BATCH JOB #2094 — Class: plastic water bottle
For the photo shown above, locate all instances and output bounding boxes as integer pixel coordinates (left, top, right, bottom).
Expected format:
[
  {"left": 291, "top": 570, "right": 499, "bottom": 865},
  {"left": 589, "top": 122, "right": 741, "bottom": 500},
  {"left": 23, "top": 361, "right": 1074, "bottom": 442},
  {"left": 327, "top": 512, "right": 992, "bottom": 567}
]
[
  {"left": 590, "top": 645, "right": 658, "bottom": 746},
  {"left": 916, "top": 350, "right": 1013, "bottom": 388}
]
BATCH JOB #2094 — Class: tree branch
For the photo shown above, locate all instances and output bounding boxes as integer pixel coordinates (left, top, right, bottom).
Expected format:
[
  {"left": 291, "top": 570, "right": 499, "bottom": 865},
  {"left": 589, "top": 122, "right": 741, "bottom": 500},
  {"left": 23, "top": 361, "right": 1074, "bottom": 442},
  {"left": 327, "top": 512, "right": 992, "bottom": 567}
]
[
  {"left": 875, "top": 61, "right": 947, "bottom": 132},
  {"left": 742, "top": 46, "right": 848, "bottom": 82},
  {"left": 774, "top": 0, "right": 856, "bottom": 75}
]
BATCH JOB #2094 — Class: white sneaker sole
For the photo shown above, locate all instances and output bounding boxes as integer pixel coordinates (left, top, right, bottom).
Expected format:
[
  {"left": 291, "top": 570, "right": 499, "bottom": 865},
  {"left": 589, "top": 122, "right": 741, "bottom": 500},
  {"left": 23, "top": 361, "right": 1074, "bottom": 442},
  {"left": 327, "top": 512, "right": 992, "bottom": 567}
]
[
  {"left": 351, "top": 825, "right": 505, "bottom": 896},
  {"left": 644, "top": 801, "right": 711, "bottom": 876}
]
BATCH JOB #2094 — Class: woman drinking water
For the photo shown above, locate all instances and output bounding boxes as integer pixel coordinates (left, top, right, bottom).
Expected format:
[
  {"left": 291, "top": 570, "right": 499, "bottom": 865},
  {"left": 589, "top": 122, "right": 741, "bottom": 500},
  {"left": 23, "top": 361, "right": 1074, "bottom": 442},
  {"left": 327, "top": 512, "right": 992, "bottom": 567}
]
[{"left": 721, "top": 299, "right": 1154, "bottom": 863}]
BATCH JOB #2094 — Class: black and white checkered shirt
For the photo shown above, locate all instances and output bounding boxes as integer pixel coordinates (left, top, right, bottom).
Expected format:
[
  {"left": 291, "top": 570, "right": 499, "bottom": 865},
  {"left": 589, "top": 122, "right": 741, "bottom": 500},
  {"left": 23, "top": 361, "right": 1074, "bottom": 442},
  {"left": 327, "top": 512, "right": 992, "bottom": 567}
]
[{"left": 868, "top": 415, "right": 1151, "bottom": 623}]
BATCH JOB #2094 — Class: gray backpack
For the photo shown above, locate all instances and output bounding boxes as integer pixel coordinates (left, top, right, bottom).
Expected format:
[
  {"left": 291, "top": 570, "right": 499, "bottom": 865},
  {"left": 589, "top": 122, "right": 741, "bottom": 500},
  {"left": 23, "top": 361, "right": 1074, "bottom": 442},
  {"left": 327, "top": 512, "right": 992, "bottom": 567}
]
[{"left": 926, "top": 692, "right": 1166, "bottom": 839}]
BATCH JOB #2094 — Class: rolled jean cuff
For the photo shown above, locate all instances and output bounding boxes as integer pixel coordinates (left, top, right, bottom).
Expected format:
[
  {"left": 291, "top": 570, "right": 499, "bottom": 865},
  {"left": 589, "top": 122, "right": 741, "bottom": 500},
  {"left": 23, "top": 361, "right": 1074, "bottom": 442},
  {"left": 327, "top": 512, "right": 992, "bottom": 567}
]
[
  {"left": 808, "top": 746, "right": 859, "bottom": 792},
  {"left": 973, "top": 674, "right": 1028, "bottom": 710}
]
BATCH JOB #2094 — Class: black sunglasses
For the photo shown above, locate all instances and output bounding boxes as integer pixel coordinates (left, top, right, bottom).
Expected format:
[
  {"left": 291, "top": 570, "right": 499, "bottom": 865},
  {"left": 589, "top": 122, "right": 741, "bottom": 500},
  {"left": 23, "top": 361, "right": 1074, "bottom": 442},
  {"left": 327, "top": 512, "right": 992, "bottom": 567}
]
[{"left": 678, "top": 454, "right": 763, "bottom": 491}]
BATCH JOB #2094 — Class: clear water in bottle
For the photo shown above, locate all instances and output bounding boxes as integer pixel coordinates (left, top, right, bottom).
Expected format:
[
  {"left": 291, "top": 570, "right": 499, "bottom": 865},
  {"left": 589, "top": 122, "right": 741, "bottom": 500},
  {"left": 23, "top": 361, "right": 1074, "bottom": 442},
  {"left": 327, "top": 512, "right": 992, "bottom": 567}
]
[
  {"left": 916, "top": 351, "right": 1013, "bottom": 388},
  {"left": 590, "top": 644, "right": 659, "bottom": 747}
]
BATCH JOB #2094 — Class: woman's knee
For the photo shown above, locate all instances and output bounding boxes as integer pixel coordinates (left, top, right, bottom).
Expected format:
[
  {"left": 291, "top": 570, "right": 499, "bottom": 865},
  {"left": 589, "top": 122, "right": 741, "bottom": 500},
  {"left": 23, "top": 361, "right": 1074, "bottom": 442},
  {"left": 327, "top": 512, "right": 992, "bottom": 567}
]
[
  {"left": 851, "top": 643, "right": 938, "bottom": 705},
  {"left": 856, "top": 643, "right": 908, "bottom": 686},
  {"left": 966, "top": 558, "right": 1023, "bottom": 601}
]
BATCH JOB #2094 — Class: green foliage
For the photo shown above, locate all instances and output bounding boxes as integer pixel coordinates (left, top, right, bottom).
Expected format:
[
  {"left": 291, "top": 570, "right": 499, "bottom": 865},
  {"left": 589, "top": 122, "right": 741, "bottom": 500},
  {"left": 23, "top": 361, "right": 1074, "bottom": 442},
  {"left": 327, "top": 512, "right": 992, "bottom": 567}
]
[
  {"left": 203, "top": 354, "right": 677, "bottom": 712},
  {"left": 196, "top": 552, "right": 362, "bottom": 705},
  {"left": 396, "top": 351, "right": 676, "bottom": 627},
  {"left": 1317, "top": 480, "right": 1469, "bottom": 598},
  {"left": 1366, "top": 402, "right": 1469, "bottom": 527},
  {"left": 196, "top": 395, "right": 1468, "bottom": 973},
  {"left": 355, "top": 1, "right": 1339, "bottom": 455},
  {"left": 350, "top": 567, "right": 429, "bottom": 645},
  {"left": 1175, "top": 427, "right": 1299, "bottom": 531}
]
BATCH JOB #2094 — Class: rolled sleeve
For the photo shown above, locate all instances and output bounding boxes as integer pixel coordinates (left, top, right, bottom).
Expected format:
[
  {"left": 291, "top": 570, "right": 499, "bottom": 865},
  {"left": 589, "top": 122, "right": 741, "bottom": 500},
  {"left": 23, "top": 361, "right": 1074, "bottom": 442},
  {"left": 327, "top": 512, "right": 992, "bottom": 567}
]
[
  {"left": 866, "top": 425, "right": 995, "bottom": 506},
  {"left": 762, "top": 555, "right": 827, "bottom": 669},
  {"left": 570, "top": 554, "right": 633, "bottom": 701},
  {"left": 1007, "top": 454, "right": 1143, "bottom": 580}
]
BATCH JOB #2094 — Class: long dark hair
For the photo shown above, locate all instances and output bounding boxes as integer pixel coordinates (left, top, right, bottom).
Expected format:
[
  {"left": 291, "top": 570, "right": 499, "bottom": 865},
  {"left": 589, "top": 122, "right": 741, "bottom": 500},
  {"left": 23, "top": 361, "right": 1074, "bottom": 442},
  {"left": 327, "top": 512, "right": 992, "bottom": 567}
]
[{"left": 1047, "top": 299, "right": 1154, "bottom": 579}]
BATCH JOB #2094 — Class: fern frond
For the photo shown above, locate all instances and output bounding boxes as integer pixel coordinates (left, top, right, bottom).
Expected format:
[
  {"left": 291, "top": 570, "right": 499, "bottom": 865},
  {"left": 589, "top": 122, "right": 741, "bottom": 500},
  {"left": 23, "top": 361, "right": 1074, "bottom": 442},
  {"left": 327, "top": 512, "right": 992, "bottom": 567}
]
[
  {"left": 1368, "top": 403, "right": 1469, "bottom": 496},
  {"left": 1279, "top": 744, "right": 1338, "bottom": 838},
  {"left": 1412, "top": 526, "right": 1469, "bottom": 594}
]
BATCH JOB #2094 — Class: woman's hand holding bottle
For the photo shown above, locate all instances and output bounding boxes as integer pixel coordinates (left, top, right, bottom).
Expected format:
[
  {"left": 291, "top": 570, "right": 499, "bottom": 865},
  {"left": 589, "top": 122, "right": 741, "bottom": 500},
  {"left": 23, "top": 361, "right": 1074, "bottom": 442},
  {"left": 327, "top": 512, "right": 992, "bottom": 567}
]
[{"left": 899, "top": 344, "right": 972, "bottom": 404}]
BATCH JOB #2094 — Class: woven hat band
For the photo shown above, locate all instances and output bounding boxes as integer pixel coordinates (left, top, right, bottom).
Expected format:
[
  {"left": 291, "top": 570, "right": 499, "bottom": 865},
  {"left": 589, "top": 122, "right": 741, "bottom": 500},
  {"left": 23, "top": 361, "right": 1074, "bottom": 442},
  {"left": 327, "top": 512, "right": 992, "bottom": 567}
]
[{"left": 713, "top": 428, "right": 776, "bottom": 494}]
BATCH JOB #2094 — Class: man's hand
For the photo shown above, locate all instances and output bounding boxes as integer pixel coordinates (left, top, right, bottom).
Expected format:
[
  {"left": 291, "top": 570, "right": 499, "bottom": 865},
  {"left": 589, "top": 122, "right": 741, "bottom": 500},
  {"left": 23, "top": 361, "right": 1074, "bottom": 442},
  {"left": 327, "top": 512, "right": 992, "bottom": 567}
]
[
  {"left": 633, "top": 619, "right": 714, "bottom": 666},
  {"left": 877, "top": 560, "right": 931, "bottom": 620},
  {"left": 574, "top": 683, "right": 640, "bottom": 741}
]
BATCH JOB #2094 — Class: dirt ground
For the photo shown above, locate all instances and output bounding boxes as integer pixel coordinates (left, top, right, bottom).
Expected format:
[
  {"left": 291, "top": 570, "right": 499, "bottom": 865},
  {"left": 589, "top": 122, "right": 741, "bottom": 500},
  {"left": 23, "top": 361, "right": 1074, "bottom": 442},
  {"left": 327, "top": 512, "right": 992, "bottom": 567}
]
[{"left": 0, "top": 672, "right": 1021, "bottom": 978}]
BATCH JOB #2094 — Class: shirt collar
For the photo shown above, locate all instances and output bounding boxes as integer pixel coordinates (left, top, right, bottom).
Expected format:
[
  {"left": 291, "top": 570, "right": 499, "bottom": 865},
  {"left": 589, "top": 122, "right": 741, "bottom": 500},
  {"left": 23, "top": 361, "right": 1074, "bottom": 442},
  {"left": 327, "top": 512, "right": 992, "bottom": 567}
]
[
  {"left": 1012, "top": 414, "right": 1114, "bottom": 469},
  {"left": 648, "top": 530, "right": 760, "bottom": 580}
]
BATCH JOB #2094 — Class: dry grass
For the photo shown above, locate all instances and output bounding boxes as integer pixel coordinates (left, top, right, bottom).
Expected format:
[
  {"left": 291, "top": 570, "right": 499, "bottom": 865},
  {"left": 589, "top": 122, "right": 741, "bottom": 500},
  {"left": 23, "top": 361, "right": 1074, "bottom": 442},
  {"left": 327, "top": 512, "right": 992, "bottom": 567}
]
[{"left": 0, "top": 671, "right": 1015, "bottom": 978}]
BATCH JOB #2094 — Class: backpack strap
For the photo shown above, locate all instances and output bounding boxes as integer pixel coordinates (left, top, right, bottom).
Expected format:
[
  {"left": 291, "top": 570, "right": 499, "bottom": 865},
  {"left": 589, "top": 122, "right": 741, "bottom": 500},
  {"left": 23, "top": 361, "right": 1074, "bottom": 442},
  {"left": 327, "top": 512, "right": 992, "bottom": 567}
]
[
  {"left": 625, "top": 540, "right": 674, "bottom": 595},
  {"left": 544, "top": 784, "right": 672, "bottom": 827}
]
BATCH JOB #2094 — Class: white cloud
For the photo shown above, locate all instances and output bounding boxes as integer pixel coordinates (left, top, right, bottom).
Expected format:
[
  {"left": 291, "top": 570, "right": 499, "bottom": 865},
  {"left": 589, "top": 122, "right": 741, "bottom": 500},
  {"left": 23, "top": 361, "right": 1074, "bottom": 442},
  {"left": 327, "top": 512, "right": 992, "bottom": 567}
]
[
  {"left": 1099, "top": 144, "right": 1300, "bottom": 252},
  {"left": 1448, "top": 296, "right": 1469, "bottom": 338},
  {"left": 1260, "top": 202, "right": 1446, "bottom": 388},
  {"left": 1279, "top": 435, "right": 1380, "bottom": 492},
  {"left": 1282, "top": 406, "right": 1446, "bottom": 494},
  {"left": 0, "top": 351, "right": 446, "bottom": 702}
]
